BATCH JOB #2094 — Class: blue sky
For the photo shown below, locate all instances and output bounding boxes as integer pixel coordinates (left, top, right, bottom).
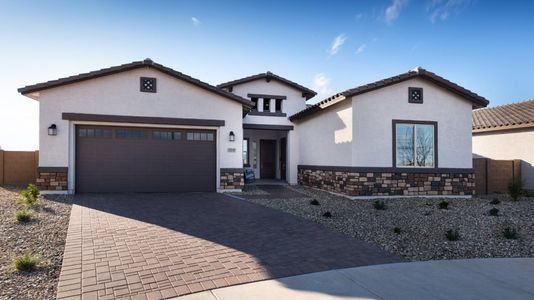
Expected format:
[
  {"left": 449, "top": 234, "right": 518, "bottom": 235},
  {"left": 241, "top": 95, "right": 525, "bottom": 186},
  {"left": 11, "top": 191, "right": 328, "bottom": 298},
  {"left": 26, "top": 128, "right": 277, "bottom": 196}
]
[{"left": 1, "top": 0, "right": 533, "bottom": 150}]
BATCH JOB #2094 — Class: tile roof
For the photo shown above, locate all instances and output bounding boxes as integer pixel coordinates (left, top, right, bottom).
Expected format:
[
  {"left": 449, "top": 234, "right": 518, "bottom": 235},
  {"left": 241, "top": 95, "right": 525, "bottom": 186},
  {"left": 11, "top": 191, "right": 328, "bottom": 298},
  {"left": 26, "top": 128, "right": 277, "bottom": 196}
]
[
  {"left": 217, "top": 71, "right": 317, "bottom": 100},
  {"left": 472, "top": 99, "right": 534, "bottom": 132},
  {"left": 289, "top": 67, "right": 489, "bottom": 122},
  {"left": 18, "top": 58, "right": 254, "bottom": 109}
]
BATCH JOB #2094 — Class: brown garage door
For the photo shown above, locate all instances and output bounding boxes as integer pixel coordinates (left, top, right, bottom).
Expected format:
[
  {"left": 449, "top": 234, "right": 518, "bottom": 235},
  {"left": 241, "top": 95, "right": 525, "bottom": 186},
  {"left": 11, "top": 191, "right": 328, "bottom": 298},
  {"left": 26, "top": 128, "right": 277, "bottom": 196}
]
[{"left": 76, "top": 125, "right": 216, "bottom": 193}]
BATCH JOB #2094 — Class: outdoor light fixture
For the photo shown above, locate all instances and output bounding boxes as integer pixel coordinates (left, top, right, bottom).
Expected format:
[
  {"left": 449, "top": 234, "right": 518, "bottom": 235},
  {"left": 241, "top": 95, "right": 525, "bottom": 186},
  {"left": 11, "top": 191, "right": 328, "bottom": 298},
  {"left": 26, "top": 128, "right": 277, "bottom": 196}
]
[
  {"left": 229, "top": 131, "right": 235, "bottom": 142},
  {"left": 48, "top": 124, "right": 57, "bottom": 136}
]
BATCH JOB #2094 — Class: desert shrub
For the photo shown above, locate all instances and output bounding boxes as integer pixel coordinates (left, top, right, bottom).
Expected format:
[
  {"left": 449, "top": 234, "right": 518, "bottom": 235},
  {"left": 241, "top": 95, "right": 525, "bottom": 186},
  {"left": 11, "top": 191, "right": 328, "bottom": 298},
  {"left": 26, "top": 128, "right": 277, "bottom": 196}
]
[
  {"left": 446, "top": 229, "right": 460, "bottom": 241},
  {"left": 508, "top": 179, "right": 524, "bottom": 201},
  {"left": 373, "top": 200, "right": 386, "bottom": 210},
  {"left": 310, "top": 199, "right": 320, "bottom": 206},
  {"left": 27, "top": 184, "right": 40, "bottom": 198},
  {"left": 488, "top": 208, "right": 499, "bottom": 216},
  {"left": 17, "top": 185, "right": 39, "bottom": 208},
  {"left": 503, "top": 227, "right": 518, "bottom": 239},
  {"left": 13, "top": 252, "right": 39, "bottom": 272},
  {"left": 438, "top": 200, "right": 449, "bottom": 210},
  {"left": 322, "top": 211, "right": 332, "bottom": 218},
  {"left": 15, "top": 210, "right": 32, "bottom": 223},
  {"left": 489, "top": 198, "right": 501, "bottom": 205},
  {"left": 393, "top": 227, "right": 402, "bottom": 234}
]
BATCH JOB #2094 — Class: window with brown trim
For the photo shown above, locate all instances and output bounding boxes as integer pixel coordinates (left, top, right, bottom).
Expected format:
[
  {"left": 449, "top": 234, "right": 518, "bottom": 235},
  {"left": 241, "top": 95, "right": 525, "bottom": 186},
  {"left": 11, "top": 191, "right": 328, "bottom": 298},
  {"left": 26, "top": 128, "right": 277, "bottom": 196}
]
[
  {"left": 394, "top": 121, "right": 437, "bottom": 168},
  {"left": 243, "top": 138, "right": 250, "bottom": 166}
]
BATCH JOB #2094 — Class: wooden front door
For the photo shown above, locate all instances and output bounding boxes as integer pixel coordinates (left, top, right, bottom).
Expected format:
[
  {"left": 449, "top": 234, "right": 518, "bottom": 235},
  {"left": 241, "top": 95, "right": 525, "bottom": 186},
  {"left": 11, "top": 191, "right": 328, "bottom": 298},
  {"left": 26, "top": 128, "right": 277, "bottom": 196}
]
[{"left": 260, "top": 140, "right": 276, "bottom": 179}]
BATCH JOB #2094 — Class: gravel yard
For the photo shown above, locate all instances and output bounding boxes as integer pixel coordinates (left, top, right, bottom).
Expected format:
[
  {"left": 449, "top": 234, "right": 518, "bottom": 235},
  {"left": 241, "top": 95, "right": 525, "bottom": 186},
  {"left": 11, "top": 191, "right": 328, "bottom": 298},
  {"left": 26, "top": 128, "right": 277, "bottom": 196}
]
[
  {"left": 0, "top": 186, "right": 72, "bottom": 300},
  {"left": 243, "top": 185, "right": 534, "bottom": 261}
]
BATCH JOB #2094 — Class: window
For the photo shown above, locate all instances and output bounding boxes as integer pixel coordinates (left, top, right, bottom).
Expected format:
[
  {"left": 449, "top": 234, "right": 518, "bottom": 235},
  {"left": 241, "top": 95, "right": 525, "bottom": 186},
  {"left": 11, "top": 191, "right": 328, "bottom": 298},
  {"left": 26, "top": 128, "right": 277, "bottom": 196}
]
[
  {"left": 116, "top": 129, "right": 146, "bottom": 139},
  {"left": 140, "top": 77, "right": 157, "bottom": 93},
  {"left": 263, "top": 98, "right": 270, "bottom": 112},
  {"left": 408, "top": 87, "right": 423, "bottom": 103},
  {"left": 78, "top": 128, "right": 112, "bottom": 138},
  {"left": 275, "top": 99, "right": 282, "bottom": 112},
  {"left": 173, "top": 132, "right": 182, "bottom": 140},
  {"left": 187, "top": 132, "right": 214, "bottom": 141},
  {"left": 243, "top": 138, "right": 249, "bottom": 166},
  {"left": 395, "top": 122, "right": 436, "bottom": 167},
  {"left": 252, "top": 141, "right": 257, "bottom": 168},
  {"left": 153, "top": 131, "right": 172, "bottom": 140},
  {"left": 251, "top": 97, "right": 258, "bottom": 111}
]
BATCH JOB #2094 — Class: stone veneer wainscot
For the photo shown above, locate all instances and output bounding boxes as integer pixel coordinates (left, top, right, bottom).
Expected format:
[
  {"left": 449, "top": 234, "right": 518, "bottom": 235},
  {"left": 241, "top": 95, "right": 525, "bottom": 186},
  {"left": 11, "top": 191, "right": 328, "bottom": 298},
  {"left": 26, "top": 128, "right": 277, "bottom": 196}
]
[
  {"left": 220, "top": 168, "right": 244, "bottom": 190},
  {"left": 36, "top": 167, "right": 68, "bottom": 191},
  {"left": 298, "top": 166, "right": 475, "bottom": 196}
]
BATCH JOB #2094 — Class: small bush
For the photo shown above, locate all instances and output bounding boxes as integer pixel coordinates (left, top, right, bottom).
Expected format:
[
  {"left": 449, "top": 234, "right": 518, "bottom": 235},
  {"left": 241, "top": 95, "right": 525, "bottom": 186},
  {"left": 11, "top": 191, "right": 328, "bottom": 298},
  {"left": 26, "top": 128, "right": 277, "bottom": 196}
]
[
  {"left": 488, "top": 208, "right": 499, "bottom": 216},
  {"left": 322, "top": 211, "right": 332, "bottom": 218},
  {"left": 27, "top": 184, "right": 40, "bottom": 198},
  {"left": 393, "top": 227, "right": 402, "bottom": 234},
  {"left": 15, "top": 210, "right": 32, "bottom": 223},
  {"left": 438, "top": 200, "right": 449, "bottom": 210},
  {"left": 446, "top": 229, "right": 460, "bottom": 241},
  {"left": 503, "top": 227, "right": 518, "bottom": 239},
  {"left": 373, "top": 200, "right": 386, "bottom": 210},
  {"left": 310, "top": 199, "right": 320, "bottom": 206},
  {"left": 489, "top": 198, "right": 501, "bottom": 205},
  {"left": 18, "top": 188, "right": 38, "bottom": 209},
  {"left": 508, "top": 179, "right": 524, "bottom": 201},
  {"left": 13, "top": 252, "right": 39, "bottom": 272}
]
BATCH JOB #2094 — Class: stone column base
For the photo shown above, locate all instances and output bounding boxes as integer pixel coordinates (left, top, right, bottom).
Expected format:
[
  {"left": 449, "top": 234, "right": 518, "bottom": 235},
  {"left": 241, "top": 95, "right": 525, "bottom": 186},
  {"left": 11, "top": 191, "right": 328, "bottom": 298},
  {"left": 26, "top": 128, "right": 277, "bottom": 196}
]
[
  {"left": 220, "top": 168, "right": 244, "bottom": 190},
  {"left": 36, "top": 167, "right": 68, "bottom": 191}
]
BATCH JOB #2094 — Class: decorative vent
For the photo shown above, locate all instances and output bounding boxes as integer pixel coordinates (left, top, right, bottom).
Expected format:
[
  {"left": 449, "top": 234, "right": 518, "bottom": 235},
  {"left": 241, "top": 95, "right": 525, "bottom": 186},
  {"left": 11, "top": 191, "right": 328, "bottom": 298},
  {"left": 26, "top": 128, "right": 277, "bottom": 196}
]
[
  {"left": 140, "top": 77, "right": 157, "bottom": 93},
  {"left": 408, "top": 87, "right": 423, "bottom": 103}
]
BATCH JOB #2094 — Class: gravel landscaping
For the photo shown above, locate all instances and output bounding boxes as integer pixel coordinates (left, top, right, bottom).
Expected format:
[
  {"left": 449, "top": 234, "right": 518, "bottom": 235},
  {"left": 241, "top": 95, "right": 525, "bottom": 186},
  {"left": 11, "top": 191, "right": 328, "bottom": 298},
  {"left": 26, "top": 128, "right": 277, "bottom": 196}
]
[
  {"left": 242, "top": 185, "right": 534, "bottom": 261},
  {"left": 0, "top": 186, "right": 72, "bottom": 300}
]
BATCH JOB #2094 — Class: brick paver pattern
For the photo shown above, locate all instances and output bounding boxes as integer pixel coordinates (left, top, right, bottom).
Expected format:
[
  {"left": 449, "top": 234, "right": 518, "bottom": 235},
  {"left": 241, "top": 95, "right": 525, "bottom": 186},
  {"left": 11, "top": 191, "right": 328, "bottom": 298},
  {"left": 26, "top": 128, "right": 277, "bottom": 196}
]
[{"left": 57, "top": 190, "right": 402, "bottom": 300}]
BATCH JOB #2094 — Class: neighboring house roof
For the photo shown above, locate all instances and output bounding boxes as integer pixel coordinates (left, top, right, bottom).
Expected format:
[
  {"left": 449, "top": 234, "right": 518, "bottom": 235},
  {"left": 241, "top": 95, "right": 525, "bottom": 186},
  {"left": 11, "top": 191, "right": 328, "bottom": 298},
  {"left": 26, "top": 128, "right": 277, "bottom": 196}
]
[
  {"left": 289, "top": 67, "right": 489, "bottom": 121},
  {"left": 472, "top": 99, "right": 534, "bottom": 133},
  {"left": 18, "top": 58, "right": 254, "bottom": 109},
  {"left": 217, "top": 71, "right": 317, "bottom": 100}
]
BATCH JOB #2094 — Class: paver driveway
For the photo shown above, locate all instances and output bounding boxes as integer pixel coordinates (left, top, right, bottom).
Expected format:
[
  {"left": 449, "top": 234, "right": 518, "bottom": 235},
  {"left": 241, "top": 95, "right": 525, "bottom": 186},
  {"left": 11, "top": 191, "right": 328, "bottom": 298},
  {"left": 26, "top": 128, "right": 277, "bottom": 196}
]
[{"left": 57, "top": 192, "right": 402, "bottom": 300}]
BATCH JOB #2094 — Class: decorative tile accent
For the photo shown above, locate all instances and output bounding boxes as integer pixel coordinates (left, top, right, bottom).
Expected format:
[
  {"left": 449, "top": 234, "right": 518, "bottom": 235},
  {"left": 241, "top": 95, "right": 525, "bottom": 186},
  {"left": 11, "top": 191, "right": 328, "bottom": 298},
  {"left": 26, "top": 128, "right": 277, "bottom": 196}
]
[
  {"left": 220, "top": 168, "right": 244, "bottom": 190},
  {"left": 408, "top": 87, "right": 423, "bottom": 103},
  {"left": 298, "top": 167, "right": 474, "bottom": 196},
  {"left": 140, "top": 77, "right": 157, "bottom": 93}
]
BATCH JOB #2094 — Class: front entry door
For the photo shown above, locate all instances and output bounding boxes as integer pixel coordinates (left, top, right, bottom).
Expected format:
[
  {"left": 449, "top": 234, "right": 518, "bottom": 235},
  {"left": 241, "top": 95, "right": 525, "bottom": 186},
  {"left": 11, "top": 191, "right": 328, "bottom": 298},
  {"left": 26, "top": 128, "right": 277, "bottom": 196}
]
[{"left": 260, "top": 140, "right": 276, "bottom": 179}]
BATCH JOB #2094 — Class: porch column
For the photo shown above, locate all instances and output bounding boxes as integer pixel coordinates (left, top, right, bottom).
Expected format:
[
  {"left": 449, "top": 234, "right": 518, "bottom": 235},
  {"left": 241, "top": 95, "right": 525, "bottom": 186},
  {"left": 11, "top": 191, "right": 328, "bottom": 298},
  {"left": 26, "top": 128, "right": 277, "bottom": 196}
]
[{"left": 287, "top": 129, "right": 299, "bottom": 184}]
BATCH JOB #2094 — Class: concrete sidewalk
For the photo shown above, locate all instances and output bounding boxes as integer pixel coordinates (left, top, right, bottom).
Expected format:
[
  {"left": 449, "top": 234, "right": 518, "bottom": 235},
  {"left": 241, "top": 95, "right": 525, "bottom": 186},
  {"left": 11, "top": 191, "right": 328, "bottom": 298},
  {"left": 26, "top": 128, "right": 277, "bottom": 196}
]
[{"left": 172, "top": 258, "right": 534, "bottom": 300}]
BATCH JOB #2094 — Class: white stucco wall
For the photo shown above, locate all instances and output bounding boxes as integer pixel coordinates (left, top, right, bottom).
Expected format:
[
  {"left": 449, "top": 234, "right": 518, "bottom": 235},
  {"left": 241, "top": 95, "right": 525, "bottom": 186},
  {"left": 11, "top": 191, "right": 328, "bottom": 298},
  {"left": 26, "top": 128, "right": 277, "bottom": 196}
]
[
  {"left": 37, "top": 67, "right": 244, "bottom": 191},
  {"left": 297, "top": 100, "right": 353, "bottom": 166},
  {"left": 230, "top": 79, "right": 308, "bottom": 126},
  {"left": 352, "top": 78, "right": 473, "bottom": 168},
  {"left": 473, "top": 130, "right": 534, "bottom": 190}
]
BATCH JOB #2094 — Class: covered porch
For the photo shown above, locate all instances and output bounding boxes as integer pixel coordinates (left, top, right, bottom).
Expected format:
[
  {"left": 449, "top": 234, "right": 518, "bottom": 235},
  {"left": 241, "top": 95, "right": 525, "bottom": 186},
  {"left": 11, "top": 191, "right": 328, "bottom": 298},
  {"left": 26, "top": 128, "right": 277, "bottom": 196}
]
[{"left": 242, "top": 124, "right": 296, "bottom": 184}]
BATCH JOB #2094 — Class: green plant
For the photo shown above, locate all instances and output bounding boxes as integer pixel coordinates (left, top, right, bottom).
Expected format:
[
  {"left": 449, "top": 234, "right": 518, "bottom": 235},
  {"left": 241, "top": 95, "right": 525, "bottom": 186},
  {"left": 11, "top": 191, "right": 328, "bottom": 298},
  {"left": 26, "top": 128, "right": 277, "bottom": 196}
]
[
  {"left": 393, "top": 227, "right": 402, "bottom": 234},
  {"left": 508, "top": 179, "right": 524, "bottom": 201},
  {"left": 373, "top": 200, "right": 386, "bottom": 210},
  {"left": 489, "top": 198, "right": 501, "bottom": 205},
  {"left": 503, "top": 227, "right": 518, "bottom": 239},
  {"left": 18, "top": 189, "right": 38, "bottom": 209},
  {"left": 446, "top": 229, "right": 460, "bottom": 241},
  {"left": 322, "top": 211, "right": 332, "bottom": 218},
  {"left": 488, "top": 208, "right": 499, "bottom": 216},
  {"left": 15, "top": 210, "right": 32, "bottom": 223},
  {"left": 13, "top": 252, "right": 39, "bottom": 272},
  {"left": 27, "top": 184, "right": 40, "bottom": 199},
  {"left": 438, "top": 200, "right": 449, "bottom": 210},
  {"left": 310, "top": 199, "right": 320, "bottom": 206}
]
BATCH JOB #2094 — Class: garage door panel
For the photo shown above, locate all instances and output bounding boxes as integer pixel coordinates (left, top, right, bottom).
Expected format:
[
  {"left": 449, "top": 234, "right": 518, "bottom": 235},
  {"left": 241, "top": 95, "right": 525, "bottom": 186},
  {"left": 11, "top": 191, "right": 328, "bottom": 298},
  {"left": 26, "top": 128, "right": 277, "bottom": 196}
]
[{"left": 76, "top": 126, "right": 216, "bottom": 193}]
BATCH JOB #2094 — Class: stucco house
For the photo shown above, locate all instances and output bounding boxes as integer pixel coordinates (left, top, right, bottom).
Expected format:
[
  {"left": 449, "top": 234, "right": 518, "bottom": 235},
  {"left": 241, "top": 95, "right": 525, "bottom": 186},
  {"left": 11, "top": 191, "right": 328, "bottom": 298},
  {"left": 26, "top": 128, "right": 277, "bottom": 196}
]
[
  {"left": 472, "top": 100, "right": 534, "bottom": 191},
  {"left": 18, "top": 59, "right": 488, "bottom": 196}
]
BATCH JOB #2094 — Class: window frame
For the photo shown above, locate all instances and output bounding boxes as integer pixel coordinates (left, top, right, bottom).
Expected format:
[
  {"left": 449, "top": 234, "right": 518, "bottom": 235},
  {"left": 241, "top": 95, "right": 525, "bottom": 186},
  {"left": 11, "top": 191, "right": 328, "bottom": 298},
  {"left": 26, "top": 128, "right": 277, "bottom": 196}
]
[
  {"left": 242, "top": 138, "right": 250, "bottom": 167},
  {"left": 392, "top": 120, "right": 438, "bottom": 168}
]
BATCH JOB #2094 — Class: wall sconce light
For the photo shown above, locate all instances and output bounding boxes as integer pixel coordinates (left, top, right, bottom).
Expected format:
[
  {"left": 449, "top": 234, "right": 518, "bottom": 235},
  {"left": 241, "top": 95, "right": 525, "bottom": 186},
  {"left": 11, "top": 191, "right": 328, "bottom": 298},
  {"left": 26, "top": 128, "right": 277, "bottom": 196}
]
[
  {"left": 48, "top": 124, "right": 57, "bottom": 136},
  {"left": 229, "top": 131, "right": 235, "bottom": 142}
]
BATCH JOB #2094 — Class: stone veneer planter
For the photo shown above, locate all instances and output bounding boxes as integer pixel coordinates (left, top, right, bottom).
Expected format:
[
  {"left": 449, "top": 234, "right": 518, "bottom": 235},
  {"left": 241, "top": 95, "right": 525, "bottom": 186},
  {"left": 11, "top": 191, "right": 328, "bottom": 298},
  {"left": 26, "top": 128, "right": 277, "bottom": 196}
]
[
  {"left": 298, "top": 166, "right": 475, "bottom": 196},
  {"left": 220, "top": 168, "right": 244, "bottom": 190},
  {"left": 36, "top": 167, "right": 68, "bottom": 191}
]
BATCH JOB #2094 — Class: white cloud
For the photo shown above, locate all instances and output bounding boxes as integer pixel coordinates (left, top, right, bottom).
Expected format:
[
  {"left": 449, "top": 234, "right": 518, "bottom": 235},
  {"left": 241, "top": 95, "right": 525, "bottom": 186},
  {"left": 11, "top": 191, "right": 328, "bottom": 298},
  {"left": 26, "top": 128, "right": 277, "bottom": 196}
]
[
  {"left": 428, "top": 0, "right": 471, "bottom": 23},
  {"left": 313, "top": 73, "right": 332, "bottom": 97},
  {"left": 356, "top": 43, "right": 367, "bottom": 55},
  {"left": 329, "top": 34, "right": 347, "bottom": 56},
  {"left": 384, "top": 0, "right": 408, "bottom": 24},
  {"left": 191, "top": 17, "right": 201, "bottom": 26}
]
